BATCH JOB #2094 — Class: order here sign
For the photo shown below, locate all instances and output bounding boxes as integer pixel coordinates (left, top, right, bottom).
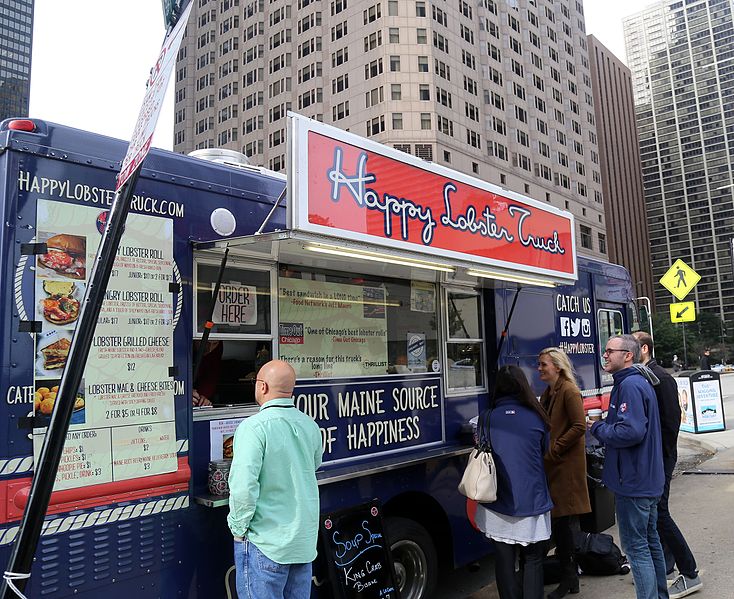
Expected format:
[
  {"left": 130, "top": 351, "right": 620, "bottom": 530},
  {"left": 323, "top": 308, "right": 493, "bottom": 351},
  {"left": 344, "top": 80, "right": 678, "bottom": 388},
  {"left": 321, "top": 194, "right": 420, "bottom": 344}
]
[{"left": 288, "top": 114, "right": 577, "bottom": 283}]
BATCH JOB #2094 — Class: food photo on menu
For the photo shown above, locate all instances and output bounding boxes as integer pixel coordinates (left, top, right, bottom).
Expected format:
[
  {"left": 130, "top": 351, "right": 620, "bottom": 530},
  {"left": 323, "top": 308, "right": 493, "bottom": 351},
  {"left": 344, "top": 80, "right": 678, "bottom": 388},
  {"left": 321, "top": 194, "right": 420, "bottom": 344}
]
[
  {"left": 35, "top": 330, "right": 72, "bottom": 376},
  {"left": 36, "top": 279, "right": 83, "bottom": 330},
  {"left": 36, "top": 233, "right": 87, "bottom": 280},
  {"left": 223, "top": 435, "right": 234, "bottom": 459},
  {"left": 33, "top": 378, "right": 86, "bottom": 426}
]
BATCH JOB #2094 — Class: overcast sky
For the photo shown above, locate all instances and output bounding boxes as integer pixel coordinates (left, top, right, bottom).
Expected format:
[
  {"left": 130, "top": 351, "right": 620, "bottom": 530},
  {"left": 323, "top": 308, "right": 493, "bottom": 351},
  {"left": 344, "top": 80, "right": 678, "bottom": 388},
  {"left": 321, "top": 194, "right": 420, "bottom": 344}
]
[{"left": 29, "top": 0, "right": 651, "bottom": 153}]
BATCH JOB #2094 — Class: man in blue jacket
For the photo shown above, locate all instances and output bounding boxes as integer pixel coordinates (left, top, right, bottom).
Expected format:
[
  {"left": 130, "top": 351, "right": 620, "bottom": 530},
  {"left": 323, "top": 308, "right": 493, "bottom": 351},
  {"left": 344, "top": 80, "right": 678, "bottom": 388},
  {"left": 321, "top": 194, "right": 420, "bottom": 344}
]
[
  {"left": 634, "top": 331, "right": 701, "bottom": 598},
  {"left": 589, "top": 334, "right": 668, "bottom": 599}
]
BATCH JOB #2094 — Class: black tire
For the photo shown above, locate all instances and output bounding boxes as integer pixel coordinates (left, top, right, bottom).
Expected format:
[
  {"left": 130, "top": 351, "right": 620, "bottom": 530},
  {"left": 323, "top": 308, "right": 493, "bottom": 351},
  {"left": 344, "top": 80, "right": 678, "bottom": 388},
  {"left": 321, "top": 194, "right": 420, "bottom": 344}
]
[{"left": 384, "top": 517, "right": 438, "bottom": 599}]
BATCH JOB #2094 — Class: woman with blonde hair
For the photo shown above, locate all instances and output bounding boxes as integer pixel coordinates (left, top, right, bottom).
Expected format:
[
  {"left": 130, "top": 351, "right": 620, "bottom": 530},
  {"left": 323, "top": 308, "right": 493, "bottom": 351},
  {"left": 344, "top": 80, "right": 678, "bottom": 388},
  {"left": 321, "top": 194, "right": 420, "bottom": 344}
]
[{"left": 538, "top": 347, "right": 591, "bottom": 599}]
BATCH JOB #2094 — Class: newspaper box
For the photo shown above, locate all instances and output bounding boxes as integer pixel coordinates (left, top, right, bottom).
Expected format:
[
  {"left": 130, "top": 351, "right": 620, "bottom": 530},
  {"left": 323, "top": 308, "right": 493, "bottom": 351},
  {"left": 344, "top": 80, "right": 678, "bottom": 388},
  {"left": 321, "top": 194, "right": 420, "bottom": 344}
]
[{"left": 675, "top": 371, "right": 726, "bottom": 433}]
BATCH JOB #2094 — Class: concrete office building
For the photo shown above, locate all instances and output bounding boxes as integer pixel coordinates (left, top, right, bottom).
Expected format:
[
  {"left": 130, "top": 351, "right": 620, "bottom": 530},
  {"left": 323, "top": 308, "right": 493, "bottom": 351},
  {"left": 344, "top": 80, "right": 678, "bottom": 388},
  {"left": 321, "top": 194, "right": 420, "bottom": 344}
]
[
  {"left": 174, "top": 0, "right": 607, "bottom": 257},
  {"left": 0, "top": 0, "right": 34, "bottom": 120},
  {"left": 624, "top": 0, "right": 734, "bottom": 320},
  {"left": 587, "top": 35, "right": 655, "bottom": 306}
]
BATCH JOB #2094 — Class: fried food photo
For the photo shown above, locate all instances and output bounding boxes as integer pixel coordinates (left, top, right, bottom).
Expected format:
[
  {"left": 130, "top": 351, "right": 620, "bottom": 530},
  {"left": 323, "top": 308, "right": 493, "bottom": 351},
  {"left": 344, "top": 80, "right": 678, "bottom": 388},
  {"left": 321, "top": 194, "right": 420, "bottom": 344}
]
[{"left": 34, "top": 386, "right": 84, "bottom": 415}]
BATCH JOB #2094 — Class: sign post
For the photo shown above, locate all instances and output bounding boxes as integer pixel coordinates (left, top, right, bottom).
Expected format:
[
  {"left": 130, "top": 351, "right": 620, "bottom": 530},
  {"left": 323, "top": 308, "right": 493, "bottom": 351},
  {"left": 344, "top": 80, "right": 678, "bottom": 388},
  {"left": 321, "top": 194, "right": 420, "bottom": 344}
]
[{"left": 0, "top": 5, "right": 193, "bottom": 597}]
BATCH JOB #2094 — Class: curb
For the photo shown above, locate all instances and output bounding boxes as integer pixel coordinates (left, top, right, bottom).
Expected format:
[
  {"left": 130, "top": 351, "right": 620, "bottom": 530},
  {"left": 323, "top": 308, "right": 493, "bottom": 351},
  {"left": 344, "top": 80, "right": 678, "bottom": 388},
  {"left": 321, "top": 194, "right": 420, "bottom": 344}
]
[{"left": 678, "top": 431, "right": 721, "bottom": 455}]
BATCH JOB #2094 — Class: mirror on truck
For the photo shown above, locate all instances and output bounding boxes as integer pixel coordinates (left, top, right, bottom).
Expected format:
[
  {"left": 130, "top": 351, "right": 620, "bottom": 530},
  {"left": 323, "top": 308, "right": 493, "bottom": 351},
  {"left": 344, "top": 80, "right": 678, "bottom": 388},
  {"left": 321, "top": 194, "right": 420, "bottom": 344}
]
[{"left": 634, "top": 296, "right": 653, "bottom": 335}]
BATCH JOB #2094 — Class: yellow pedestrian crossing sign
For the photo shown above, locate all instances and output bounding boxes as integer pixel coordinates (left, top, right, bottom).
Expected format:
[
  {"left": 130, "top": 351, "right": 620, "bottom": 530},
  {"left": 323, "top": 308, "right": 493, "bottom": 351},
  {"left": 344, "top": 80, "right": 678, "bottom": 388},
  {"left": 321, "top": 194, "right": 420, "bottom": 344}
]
[
  {"left": 670, "top": 301, "right": 696, "bottom": 323},
  {"left": 660, "top": 259, "right": 701, "bottom": 301}
]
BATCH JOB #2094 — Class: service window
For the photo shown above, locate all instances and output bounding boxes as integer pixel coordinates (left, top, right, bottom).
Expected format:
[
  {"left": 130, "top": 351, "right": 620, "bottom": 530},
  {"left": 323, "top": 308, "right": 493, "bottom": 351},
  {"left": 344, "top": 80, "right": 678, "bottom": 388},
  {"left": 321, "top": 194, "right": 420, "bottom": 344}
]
[
  {"left": 193, "top": 260, "right": 275, "bottom": 406},
  {"left": 597, "top": 308, "right": 623, "bottom": 368},
  {"left": 195, "top": 261, "right": 272, "bottom": 335},
  {"left": 277, "top": 264, "right": 438, "bottom": 378},
  {"left": 445, "top": 289, "right": 485, "bottom": 391}
]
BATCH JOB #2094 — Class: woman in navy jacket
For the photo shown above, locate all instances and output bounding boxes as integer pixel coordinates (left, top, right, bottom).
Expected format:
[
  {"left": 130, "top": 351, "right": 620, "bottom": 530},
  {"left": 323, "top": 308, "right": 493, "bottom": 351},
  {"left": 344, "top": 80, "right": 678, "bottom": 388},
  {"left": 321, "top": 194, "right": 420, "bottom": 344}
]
[{"left": 475, "top": 365, "right": 553, "bottom": 599}]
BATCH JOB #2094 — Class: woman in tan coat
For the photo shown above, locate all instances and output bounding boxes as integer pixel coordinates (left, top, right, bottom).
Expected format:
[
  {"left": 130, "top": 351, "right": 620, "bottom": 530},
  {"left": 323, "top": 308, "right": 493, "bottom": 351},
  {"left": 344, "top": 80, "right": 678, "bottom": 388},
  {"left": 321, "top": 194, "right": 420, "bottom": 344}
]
[{"left": 538, "top": 347, "right": 591, "bottom": 599}]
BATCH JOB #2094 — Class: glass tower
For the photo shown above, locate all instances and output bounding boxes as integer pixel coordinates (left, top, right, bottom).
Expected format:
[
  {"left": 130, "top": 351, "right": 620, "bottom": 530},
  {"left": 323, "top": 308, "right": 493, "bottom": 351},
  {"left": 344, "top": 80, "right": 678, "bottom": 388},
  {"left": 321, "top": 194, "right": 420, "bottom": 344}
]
[
  {"left": 624, "top": 0, "right": 734, "bottom": 322},
  {"left": 0, "top": 0, "right": 34, "bottom": 120}
]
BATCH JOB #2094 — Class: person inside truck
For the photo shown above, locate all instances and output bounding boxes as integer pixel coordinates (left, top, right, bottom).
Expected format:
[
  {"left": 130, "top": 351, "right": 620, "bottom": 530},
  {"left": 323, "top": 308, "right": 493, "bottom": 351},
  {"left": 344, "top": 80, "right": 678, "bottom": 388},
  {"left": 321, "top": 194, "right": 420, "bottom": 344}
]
[
  {"left": 192, "top": 340, "right": 222, "bottom": 407},
  {"left": 473, "top": 365, "right": 553, "bottom": 599},
  {"left": 538, "top": 347, "right": 591, "bottom": 599}
]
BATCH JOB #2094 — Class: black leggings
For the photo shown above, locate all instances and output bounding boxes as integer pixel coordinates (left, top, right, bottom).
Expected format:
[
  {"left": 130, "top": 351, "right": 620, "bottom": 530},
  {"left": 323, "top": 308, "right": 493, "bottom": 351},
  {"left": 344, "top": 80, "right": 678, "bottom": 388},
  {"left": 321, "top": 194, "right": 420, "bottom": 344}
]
[
  {"left": 493, "top": 540, "right": 547, "bottom": 599},
  {"left": 551, "top": 515, "right": 578, "bottom": 580}
]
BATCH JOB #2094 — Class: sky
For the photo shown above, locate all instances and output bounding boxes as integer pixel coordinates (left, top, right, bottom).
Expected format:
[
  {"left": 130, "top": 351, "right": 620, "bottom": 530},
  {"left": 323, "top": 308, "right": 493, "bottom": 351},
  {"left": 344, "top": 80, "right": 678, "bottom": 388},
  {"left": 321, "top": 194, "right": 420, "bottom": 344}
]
[
  {"left": 29, "top": 0, "right": 176, "bottom": 150},
  {"left": 29, "top": 0, "right": 652, "bottom": 153}
]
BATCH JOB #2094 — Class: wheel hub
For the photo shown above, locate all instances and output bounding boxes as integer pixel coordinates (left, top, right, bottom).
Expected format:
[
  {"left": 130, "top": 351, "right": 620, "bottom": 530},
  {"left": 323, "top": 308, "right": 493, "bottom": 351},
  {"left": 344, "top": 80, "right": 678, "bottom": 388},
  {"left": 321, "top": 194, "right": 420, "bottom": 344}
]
[{"left": 391, "top": 539, "right": 427, "bottom": 599}]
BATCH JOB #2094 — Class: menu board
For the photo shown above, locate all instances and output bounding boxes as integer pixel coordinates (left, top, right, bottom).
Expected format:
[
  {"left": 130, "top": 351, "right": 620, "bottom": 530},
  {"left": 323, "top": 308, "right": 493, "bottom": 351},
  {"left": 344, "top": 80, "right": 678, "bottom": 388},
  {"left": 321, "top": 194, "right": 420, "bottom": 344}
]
[
  {"left": 33, "top": 200, "right": 178, "bottom": 491},
  {"left": 320, "top": 500, "right": 400, "bottom": 599},
  {"left": 279, "top": 278, "right": 388, "bottom": 378}
]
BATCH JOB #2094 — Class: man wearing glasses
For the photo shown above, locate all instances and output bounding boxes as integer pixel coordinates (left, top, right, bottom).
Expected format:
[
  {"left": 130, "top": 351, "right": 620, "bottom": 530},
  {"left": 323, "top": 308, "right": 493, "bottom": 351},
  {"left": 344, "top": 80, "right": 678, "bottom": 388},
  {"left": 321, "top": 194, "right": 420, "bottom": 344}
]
[
  {"left": 589, "top": 334, "right": 668, "bottom": 599},
  {"left": 227, "top": 360, "right": 323, "bottom": 599}
]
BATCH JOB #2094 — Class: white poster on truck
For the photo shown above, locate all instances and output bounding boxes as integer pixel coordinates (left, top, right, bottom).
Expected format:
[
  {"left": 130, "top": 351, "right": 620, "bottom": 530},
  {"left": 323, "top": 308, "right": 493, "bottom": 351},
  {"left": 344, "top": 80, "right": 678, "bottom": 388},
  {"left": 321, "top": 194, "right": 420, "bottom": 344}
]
[
  {"left": 33, "top": 200, "right": 178, "bottom": 491},
  {"left": 278, "top": 277, "right": 388, "bottom": 378}
]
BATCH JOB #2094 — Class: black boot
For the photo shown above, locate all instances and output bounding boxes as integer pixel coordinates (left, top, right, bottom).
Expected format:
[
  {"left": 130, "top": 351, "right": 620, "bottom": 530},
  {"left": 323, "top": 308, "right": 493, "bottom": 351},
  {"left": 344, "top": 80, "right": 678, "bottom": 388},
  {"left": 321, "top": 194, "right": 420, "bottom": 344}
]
[
  {"left": 546, "top": 578, "right": 579, "bottom": 599},
  {"left": 547, "top": 556, "right": 579, "bottom": 599}
]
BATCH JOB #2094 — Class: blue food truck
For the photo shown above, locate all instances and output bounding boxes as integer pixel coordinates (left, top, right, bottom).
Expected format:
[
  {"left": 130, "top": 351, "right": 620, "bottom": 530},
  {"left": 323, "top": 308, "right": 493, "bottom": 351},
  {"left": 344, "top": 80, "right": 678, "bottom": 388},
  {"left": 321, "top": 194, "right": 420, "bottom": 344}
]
[{"left": 0, "top": 114, "right": 638, "bottom": 598}]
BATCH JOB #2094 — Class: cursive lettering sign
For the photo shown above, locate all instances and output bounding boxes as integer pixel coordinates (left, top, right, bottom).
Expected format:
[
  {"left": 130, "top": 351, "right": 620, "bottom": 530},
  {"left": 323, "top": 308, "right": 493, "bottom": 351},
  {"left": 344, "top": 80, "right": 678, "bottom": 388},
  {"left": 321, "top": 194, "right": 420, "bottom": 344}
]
[
  {"left": 440, "top": 182, "right": 514, "bottom": 242},
  {"left": 324, "top": 148, "right": 567, "bottom": 260},
  {"left": 327, "top": 148, "right": 438, "bottom": 245},
  {"left": 509, "top": 206, "right": 566, "bottom": 255},
  {"left": 333, "top": 520, "right": 384, "bottom": 567}
]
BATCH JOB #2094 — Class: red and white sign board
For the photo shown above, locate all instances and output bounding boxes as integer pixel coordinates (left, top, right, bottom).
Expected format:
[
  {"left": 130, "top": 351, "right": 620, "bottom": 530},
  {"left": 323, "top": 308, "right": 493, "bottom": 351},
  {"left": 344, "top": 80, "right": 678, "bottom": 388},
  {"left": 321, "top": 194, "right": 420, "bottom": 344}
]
[
  {"left": 288, "top": 114, "right": 577, "bottom": 283},
  {"left": 116, "top": 2, "right": 193, "bottom": 191}
]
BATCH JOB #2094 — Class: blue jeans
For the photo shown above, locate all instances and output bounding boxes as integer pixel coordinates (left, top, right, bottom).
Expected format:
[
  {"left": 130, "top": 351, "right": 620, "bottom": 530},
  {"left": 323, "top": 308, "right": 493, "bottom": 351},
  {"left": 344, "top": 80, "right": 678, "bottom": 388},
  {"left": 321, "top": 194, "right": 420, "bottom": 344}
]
[
  {"left": 616, "top": 495, "right": 669, "bottom": 599},
  {"left": 234, "top": 539, "right": 312, "bottom": 599}
]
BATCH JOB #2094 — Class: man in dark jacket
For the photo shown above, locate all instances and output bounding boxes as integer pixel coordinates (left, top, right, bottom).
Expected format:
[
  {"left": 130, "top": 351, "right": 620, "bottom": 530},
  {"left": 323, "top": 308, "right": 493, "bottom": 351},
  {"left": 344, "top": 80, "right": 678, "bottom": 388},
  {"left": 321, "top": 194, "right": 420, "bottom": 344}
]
[
  {"left": 634, "top": 332, "right": 702, "bottom": 598},
  {"left": 589, "top": 334, "right": 668, "bottom": 599},
  {"left": 699, "top": 349, "right": 711, "bottom": 371}
]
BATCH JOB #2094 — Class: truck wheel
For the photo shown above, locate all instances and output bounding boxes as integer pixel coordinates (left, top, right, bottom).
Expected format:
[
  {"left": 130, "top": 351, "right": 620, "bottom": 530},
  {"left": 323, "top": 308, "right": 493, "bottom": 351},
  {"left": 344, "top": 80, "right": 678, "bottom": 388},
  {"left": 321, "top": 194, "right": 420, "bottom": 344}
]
[{"left": 385, "top": 517, "right": 438, "bottom": 599}]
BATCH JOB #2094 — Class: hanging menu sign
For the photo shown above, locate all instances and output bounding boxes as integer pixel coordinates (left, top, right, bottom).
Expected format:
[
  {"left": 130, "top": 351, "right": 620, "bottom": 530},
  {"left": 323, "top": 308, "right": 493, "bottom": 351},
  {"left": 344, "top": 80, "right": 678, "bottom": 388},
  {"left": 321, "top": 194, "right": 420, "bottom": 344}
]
[
  {"left": 320, "top": 500, "right": 400, "bottom": 599},
  {"left": 33, "top": 199, "right": 178, "bottom": 491}
]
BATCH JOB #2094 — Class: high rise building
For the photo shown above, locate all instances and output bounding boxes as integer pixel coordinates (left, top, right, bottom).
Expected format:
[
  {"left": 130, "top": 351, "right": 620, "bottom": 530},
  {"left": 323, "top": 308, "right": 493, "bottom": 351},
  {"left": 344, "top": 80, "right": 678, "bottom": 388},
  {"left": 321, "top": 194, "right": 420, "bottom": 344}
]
[
  {"left": 624, "top": 0, "right": 734, "bottom": 320},
  {"left": 174, "top": 0, "right": 607, "bottom": 258},
  {"left": 0, "top": 0, "right": 34, "bottom": 120},
  {"left": 587, "top": 35, "right": 654, "bottom": 306}
]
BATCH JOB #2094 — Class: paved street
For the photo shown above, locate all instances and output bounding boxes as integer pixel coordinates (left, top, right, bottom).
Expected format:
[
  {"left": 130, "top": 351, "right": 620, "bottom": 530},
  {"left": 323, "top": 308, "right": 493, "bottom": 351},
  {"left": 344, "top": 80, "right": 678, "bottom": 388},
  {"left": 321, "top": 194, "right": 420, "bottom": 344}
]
[{"left": 436, "top": 373, "right": 734, "bottom": 599}]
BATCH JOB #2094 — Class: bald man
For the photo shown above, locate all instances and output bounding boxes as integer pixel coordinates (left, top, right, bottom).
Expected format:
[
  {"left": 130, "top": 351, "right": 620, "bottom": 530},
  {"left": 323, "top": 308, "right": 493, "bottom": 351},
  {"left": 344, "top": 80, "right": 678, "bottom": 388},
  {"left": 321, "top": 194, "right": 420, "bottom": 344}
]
[{"left": 227, "top": 360, "right": 323, "bottom": 599}]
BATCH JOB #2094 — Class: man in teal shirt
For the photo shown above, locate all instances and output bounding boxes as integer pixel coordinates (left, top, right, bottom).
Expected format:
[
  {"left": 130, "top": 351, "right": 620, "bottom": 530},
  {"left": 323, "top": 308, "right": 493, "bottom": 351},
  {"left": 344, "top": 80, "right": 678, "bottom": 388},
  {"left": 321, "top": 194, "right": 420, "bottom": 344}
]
[{"left": 228, "top": 360, "right": 323, "bottom": 598}]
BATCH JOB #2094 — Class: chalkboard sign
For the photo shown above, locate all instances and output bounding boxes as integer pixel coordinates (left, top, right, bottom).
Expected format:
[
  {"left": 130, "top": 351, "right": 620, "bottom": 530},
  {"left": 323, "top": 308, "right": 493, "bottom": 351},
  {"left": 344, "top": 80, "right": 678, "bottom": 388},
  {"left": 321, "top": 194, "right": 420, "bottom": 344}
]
[{"left": 320, "top": 500, "right": 400, "bottom": 599}]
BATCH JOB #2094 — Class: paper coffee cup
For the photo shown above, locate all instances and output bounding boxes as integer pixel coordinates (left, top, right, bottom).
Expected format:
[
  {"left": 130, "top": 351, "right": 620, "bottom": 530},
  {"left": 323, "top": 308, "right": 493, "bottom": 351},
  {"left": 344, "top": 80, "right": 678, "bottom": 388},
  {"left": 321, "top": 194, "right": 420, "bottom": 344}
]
[{"left": 588, "top": 409, "right": 602, "bottom": 422}]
